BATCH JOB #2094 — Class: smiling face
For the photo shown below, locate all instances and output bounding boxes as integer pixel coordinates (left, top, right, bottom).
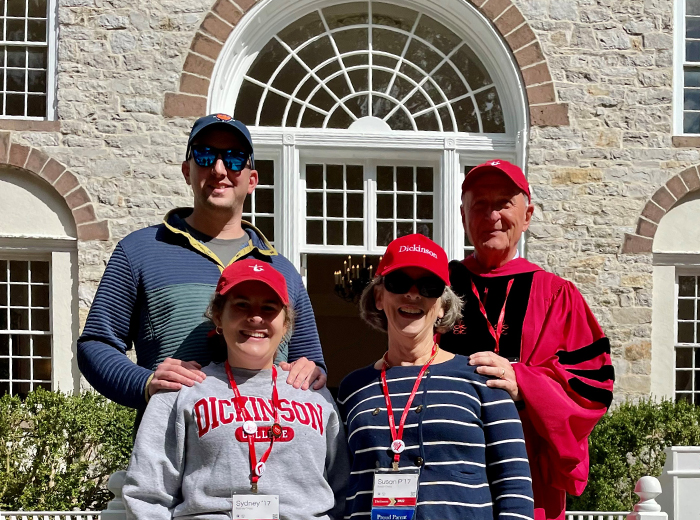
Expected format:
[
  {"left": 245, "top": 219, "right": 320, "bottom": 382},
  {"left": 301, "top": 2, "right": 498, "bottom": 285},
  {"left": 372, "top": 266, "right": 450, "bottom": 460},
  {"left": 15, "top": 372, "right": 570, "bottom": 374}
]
[
  {"left": 375, "top": 266, "right": 445, "bottom": 345},
  {"left": 213, "top": 280, "right": 288, "bottom": 370},
  {"left": 461, "top": 173, "right": 534, "bottom": 268},
  {"left": 182, "top": 127, "right": 258, "bottom": 216}
]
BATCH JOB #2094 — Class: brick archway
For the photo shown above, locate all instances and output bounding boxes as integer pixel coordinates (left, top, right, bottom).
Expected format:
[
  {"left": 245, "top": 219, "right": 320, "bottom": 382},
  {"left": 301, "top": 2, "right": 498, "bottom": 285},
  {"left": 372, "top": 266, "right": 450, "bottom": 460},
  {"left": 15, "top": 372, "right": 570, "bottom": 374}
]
[
  {"left": 622, "top": 166, "right": 700, "bottom": 254},
  {"left": 163, "top": 0, "right": 568, "bottom": 127},
  {"left": 0, "top": 132, "right": 109, "bottom": 241}
]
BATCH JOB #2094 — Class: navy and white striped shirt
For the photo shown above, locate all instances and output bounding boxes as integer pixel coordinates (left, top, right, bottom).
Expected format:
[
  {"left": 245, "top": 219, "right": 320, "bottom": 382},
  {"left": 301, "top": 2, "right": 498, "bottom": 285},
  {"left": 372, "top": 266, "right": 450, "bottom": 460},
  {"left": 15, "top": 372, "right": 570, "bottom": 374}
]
[{"left": 337, "top": 355, "right": 534, "bottom": 520}]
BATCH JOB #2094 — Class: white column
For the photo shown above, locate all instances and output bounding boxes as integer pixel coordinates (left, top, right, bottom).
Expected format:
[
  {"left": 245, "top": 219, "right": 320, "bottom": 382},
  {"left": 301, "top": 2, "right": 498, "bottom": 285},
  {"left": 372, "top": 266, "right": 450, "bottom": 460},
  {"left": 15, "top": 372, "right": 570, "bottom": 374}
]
[
  {"left": 278, "top": 133, "right": 301, "bottom": 271},
  {"left": 439, "top": 137, "right": 463, "bottom": 260},
  {"left": 51, "top": 250, "right": 79, "bottom": 394},
  {"left": 516, "top": 128, "right": 528, "bottom": 258},
  {"left": 650, "top": 265, "right": 675, "bottom": 398}
]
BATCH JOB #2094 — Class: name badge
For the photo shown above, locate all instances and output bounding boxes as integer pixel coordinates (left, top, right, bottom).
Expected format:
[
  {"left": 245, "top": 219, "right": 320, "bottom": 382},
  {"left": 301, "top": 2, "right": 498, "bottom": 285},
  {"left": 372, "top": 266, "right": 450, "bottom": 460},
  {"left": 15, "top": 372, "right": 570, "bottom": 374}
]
[
  {"left": 232, "top": 494, "right": 279, "bottom": 520},
  {"left": 371, "top": 468, "right": 419, "bottom": 520}
]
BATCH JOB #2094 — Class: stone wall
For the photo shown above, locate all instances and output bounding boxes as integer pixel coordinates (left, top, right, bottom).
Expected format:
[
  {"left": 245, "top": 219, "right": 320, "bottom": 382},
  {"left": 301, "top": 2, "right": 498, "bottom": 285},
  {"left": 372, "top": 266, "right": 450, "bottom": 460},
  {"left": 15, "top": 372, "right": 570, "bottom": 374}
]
[
  {"left": 513, "top": 0, "right": 694, "bottom": 402},
  {"left": 17, "top": 0, "right": 218, "bottom": 322},
  {"left": 3, "top": 0, "right": 693, "bottom": 402}
]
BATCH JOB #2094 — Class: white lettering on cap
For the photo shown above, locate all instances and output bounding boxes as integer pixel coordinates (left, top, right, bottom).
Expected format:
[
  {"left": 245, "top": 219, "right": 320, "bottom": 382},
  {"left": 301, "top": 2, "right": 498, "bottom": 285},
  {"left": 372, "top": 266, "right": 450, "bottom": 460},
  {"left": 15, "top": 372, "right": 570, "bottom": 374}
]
[
  {"left": 489, "top": 160, "right": 501, "bottom": 166},
  {"left": 250, "top": 264, "right": 264, "bottom": 272},
  {"left": 398, "top": 244, "right": 438, "bottom": 259}
]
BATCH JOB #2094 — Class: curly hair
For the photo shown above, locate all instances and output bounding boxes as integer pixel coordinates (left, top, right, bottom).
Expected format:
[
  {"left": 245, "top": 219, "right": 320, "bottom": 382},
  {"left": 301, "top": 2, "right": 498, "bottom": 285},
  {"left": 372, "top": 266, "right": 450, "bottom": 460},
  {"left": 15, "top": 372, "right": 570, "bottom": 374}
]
[{"left": 359, "top": 276, "right": 463, "bottom": 334}]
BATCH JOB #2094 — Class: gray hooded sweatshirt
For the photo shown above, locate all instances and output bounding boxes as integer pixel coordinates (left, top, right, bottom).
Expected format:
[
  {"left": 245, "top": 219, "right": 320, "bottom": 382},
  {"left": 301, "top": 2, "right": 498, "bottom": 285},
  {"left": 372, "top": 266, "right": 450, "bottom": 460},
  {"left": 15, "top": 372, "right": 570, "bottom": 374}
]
[{"left": 123, "top": 363, "right": 349, "bottom": 520}]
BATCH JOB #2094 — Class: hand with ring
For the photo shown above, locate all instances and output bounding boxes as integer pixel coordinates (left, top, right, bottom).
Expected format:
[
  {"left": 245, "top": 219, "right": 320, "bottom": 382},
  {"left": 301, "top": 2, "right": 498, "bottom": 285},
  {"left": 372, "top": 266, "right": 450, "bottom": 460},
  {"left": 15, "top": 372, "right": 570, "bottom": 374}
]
[{"left": 468, "top": 351, "right": 521, "bottom": 401}]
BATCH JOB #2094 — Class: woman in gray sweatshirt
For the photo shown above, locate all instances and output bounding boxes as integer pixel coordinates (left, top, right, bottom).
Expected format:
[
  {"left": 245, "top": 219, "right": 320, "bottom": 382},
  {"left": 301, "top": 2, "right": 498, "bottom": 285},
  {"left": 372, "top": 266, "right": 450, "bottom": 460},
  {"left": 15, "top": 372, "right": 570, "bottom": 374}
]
[{"left": 122, "top": 259, "right": 349, "bottom": 520}]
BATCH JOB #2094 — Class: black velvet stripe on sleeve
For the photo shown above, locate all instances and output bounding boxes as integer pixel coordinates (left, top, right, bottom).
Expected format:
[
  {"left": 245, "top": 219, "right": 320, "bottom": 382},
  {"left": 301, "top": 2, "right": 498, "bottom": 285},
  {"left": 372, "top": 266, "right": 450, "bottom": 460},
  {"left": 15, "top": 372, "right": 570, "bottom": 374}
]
[
  {"left": 569, "top": 365, "right": 615, "bottom": 382},
  {"left": 568, "top": 378, "right": 613, "bottom": 407},
  {"left": 556, "top": 337, "right": 611, "bottom": 366}
]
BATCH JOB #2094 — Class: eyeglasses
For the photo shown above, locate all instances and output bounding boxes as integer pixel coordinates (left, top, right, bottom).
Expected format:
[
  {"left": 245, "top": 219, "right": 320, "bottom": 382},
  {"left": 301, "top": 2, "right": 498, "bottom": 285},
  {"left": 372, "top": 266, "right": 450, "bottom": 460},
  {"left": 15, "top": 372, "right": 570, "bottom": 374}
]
[
  {"left": 189, "top": 145, "right": 250, "bottom": 171},
  {"left": 383, "top": 271, "right": 445, "bottom": 298}
]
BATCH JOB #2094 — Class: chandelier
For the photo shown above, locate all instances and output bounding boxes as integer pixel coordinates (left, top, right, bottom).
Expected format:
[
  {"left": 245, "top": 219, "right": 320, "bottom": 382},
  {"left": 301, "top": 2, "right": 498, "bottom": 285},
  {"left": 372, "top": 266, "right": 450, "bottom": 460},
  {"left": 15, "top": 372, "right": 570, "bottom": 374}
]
[{"left": 334, "top": 255, "right": 382, "bottom": 303}]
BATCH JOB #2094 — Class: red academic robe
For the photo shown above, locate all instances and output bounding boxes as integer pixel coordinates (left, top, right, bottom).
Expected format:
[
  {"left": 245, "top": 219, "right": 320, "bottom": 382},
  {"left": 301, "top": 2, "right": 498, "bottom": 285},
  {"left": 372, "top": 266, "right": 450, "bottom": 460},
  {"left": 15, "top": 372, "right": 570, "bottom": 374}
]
[{"left": 455, "top": 256, "right": 614, "bottom": 520}]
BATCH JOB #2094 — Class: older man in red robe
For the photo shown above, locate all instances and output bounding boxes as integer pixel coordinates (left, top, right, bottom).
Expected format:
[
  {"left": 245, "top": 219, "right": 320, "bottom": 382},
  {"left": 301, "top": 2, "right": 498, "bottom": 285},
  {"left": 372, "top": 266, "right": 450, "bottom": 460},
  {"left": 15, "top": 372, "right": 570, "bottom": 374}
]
[{"left": 440, "top": 160, "right": 614, "bottom": 520}]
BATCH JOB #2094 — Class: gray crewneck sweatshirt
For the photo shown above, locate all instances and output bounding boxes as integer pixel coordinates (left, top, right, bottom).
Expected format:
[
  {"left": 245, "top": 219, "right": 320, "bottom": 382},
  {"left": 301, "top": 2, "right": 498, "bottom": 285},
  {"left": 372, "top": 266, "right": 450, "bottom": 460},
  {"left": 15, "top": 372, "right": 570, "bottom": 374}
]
[{"left": 123, "top": 363, "right": 349, "bottom": 520}]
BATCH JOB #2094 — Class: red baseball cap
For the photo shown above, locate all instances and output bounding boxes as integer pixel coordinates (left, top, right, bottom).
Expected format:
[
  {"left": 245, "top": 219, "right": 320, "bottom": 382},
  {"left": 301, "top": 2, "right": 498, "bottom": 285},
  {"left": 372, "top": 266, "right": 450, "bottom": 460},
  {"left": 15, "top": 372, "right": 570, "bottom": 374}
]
[
  {"left": 216, "top": 259, "right": 289, "bottom": 306},
  {"left": 376, "top": 234, "right": 449, "bottom": 285},
  {"left": 461, "top": 159, "right": 530, "bottom": 200}
]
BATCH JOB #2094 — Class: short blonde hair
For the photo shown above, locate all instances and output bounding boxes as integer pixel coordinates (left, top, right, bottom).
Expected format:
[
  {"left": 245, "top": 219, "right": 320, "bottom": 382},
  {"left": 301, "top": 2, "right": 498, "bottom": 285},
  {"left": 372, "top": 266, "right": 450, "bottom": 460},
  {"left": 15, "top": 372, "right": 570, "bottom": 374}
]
[{"left": 359, "top": 276, "right": 463, "bottom": 334}]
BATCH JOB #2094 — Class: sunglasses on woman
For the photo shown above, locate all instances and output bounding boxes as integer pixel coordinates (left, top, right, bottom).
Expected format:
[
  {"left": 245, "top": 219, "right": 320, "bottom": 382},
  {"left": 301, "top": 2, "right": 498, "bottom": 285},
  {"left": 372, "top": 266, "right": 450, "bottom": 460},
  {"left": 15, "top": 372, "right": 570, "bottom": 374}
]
[
  {"left": 189, "top": 145, "right": 251, "bottom": 171},
  {"left": 383, "top": 271, "right": 446, "bottom": 298}
]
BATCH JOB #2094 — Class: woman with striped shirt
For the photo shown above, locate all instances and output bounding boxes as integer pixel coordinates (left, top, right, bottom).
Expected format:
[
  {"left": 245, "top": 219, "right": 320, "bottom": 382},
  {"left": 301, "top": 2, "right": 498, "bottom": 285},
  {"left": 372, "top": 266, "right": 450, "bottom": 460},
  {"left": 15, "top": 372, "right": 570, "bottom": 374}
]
[{"left": 337, "top": 234, "right": 534, "bottom": 520}]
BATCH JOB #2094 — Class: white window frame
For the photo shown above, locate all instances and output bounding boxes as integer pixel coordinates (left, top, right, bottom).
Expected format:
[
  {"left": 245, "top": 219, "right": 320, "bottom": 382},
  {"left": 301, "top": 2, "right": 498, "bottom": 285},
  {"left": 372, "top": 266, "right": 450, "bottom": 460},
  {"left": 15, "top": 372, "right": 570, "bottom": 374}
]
[
  {"left": 242, "top": 153, "right": 281, "bottom": 245},
  {"left": 298, "top": 153, "right": 439, "bottom": 255},
  {"left": 0, "top": 237, "right": 77, "bottom": 395},
  {"left": 651, "top": 254, "right": 700, "bottom": 399},
  {"left": 254, "top": 131, "right": 521, "bottom": 268},
  {"left": 674, "top": 0, "right": 700, "bottom": 135},
  {"left": 0, "top": 0, "right": 58, "bottom": 120},
  {"left": 210, "top": 0, "right": 529, "bottom": 269},
  {"left": 210, "top": 0, "right": 527, "bottom": 137},
  {"left": 674, "top": 0, "right": 684, "bottom": 134},
  {"left": 0, "top": 254, "right": 51, "bottom": 395},
  {"left": 673, "top": 268, "right": 700, "bottom": 403}
]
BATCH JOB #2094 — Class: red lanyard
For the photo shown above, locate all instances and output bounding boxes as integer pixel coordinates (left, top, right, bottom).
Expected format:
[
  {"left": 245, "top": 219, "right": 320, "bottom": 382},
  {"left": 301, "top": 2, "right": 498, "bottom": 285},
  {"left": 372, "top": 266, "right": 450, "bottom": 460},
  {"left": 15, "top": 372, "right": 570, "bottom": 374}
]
[
  {"left": 225, "top": 361, "right": 282, "bottom": 493},
  {"left": 470, "top": 278, "right": 514, "bottom": 354},
  {"left": 380, "top": 343, "right": 438, "bottom": 470}
]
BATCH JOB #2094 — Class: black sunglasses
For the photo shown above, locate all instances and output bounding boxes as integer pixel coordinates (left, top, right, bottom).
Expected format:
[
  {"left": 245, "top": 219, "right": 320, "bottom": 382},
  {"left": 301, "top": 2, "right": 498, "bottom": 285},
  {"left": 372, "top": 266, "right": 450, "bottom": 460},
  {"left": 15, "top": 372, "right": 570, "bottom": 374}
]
[
  {"left": 189, "top": 145, "right": 251, "bottom": 171},
  {"left": 384, "top": 271, "right": 445, "bottom": 298}
]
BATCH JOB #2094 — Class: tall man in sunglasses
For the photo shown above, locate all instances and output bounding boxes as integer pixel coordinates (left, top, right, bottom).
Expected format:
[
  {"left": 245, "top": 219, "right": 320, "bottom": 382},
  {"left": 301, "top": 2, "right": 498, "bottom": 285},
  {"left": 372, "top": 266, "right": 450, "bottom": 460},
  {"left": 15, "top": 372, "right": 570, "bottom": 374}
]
[
  {"left": 439, "top": 160, "right": 614, "bottom": 520},
  {"left": 77, "top": 114, "right": 326, "bottom": 423}
]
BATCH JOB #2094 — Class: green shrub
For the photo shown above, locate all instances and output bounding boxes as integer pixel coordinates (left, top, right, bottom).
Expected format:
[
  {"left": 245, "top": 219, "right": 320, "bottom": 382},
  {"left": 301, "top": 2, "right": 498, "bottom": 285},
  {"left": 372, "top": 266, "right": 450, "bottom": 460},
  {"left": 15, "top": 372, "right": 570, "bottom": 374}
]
[
  {"left": 567, "top": 397, "right": 700, "bottom": 511},
  {"left": 0, "top": 388, "right": 135, "bottom": 511}
]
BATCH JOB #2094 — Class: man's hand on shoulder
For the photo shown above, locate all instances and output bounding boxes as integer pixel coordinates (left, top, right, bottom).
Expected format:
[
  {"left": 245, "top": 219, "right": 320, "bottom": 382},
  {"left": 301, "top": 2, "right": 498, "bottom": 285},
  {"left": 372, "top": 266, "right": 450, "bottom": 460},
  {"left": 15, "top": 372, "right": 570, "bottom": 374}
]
[
  {"left": 148, "top": 357, "right": 207, "bottom": 397},
  {"left": 279, "top": 357, "right": 327, "bottom": 391},
  {"left": 469, "top": 351, "right": 521, "bottom": 401}
]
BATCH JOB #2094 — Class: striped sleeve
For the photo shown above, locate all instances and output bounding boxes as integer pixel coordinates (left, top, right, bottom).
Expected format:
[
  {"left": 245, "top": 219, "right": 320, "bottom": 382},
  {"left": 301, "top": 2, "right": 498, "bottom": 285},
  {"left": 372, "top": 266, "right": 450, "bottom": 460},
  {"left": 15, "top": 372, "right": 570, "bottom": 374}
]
[
  {"left": 77, "top": 243, "right": 153, "bottom": 410},
  {"left": 513, "top": 280, "right": 614, "bottom": 496},
  {"left": 479, "top": 385, "right": 534, "bottom": 519}
]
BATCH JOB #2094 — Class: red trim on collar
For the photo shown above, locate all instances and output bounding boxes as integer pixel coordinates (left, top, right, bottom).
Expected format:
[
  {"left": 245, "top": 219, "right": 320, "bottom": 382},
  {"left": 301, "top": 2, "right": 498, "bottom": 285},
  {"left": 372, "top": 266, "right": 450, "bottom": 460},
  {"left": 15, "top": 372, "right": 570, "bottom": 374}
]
[{"left": 462, "top": 254, "right": 543, "bottom": 277}]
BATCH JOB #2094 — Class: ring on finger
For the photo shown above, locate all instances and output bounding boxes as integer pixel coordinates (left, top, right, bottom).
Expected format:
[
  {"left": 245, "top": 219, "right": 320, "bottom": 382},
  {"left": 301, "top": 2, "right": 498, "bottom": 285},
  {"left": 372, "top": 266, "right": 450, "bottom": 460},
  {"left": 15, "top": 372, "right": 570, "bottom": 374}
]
[{"left": 499, "top": 368, "right": 506, "bottom": 379}]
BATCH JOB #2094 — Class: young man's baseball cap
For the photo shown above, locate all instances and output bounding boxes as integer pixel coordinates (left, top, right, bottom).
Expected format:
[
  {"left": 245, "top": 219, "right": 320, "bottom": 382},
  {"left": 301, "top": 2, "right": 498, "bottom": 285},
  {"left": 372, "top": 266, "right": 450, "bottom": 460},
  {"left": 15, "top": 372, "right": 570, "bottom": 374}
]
[
  {"left": 216, "top": 259, "right": 289, "bottom": 306},
  {"left": 186, "top": 113, "right": 255, "bottom": 167},
  {"left": 461, "top": 159, "right": 530, "bottom": 200},
  {"left": 376, "top": 234, "right": 449, "bottom": 285}
]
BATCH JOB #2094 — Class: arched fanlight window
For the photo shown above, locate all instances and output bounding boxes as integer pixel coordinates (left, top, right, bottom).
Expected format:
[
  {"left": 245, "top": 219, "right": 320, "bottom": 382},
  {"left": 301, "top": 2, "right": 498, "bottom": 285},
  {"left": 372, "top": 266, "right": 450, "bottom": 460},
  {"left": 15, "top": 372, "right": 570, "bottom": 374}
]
[{"left": 233, "top": 1, "right": 504, "bottom": 133}]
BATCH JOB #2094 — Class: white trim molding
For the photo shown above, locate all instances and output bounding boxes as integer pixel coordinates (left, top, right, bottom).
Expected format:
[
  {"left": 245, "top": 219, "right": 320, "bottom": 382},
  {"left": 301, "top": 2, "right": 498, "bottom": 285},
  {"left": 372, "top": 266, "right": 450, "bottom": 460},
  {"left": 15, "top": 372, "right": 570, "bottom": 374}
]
[
  {"left": 653, "top": 252, "right": 700, "bottom": 266},
  {"left": 0, "top": 235, "right": 77, "bottom": 253}
]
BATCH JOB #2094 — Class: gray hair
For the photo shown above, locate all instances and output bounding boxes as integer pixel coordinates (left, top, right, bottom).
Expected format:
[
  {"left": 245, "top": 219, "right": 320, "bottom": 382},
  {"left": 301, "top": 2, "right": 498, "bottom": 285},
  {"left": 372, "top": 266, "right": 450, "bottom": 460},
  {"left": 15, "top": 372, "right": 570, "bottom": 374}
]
[{"left": 359, "top": 276, "right": 463, "bottom": 334}]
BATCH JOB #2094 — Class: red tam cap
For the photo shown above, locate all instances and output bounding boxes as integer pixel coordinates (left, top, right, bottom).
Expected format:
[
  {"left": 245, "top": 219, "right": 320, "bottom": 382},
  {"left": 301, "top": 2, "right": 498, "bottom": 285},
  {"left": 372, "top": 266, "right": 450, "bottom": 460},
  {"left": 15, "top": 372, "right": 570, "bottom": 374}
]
[
  {"left": 376, "top": 234, "right": 449, "bottom": 285},
  {"left": 216, "top": 259, "right": 289, "bottom": 306},
  {"left": 461, "top": 159, "right": 530, "bottom": 200}
]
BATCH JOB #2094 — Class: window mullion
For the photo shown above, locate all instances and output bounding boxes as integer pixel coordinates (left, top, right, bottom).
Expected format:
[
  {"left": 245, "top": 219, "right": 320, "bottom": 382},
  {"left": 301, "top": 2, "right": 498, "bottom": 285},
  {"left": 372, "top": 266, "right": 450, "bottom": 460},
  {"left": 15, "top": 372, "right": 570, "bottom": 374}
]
[
  {"left": 439, "top": 145, "right": 461, "bottom": 260},
  {"left": 366, "top": 160, "right": 377, "bottom": 253},
  {"left": 278, "top": 140, "right": 300, "bottom": 269}
]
